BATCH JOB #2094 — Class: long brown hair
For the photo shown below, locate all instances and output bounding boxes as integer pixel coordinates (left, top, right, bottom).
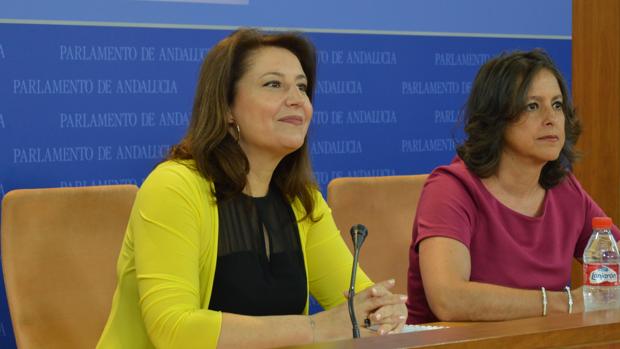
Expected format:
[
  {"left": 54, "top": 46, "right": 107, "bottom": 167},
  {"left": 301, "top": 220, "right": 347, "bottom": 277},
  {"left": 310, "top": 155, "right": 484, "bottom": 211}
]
[
  {"left": 167, "top": 28, "right": 318, "bottom": 220},
  {"left": 456, "top": 49, "right": 581, "bottom": 189}
]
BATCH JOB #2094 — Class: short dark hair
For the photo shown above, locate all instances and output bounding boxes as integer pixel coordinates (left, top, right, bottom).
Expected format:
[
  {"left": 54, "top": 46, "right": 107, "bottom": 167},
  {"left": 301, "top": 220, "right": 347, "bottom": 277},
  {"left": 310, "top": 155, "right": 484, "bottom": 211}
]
[
  {"left": 456, "top": 49, "right": 581, "bottom": 189},
  {"left": 167, "top": 28, "right": 318, "bottom": 220}
]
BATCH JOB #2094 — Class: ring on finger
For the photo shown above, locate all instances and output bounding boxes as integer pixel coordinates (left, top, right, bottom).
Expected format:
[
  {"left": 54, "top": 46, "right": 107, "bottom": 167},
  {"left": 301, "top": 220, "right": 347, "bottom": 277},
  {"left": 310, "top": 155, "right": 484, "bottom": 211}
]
[{"left": 364, "top": 317, "right": 371, "bottom": 328}]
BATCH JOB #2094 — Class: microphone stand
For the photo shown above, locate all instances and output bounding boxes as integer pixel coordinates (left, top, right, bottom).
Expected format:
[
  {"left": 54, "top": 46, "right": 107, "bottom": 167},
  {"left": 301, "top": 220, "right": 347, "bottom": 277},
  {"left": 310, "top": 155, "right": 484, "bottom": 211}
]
[{"left": 347, "top": 224, "right": 368, "bottom": 339}]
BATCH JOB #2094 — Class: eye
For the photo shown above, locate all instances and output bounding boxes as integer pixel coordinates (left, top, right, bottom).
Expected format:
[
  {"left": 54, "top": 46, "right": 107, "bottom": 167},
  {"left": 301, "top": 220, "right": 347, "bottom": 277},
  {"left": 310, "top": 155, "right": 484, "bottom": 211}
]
[
  {"left": 263, "top": 80, "right": 281, "bottom": 88},
  {"left": 552, "top": 101, "right": 563, "bottom": 110},
  {"left": 297, "top": 83, "right": 308, "bottom": 93},
  {"left": 526, "top": 102, "right": 539, "bottom": 111}
]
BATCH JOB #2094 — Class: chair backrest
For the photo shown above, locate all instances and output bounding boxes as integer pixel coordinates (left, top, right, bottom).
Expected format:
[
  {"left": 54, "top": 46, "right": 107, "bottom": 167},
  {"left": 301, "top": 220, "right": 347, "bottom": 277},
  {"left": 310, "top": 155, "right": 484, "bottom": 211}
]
[
  {"left": 327, "top": 175, "right": 586, "bottom": 295},
  {"left": 1, "top": 185, "right": 138, "bottom": 349},
  {"left": 571, "top": 258, "right": 583, "bottom": 288},
  {"left": 327, "top": 175, "right": 428, "bottom": 295}
]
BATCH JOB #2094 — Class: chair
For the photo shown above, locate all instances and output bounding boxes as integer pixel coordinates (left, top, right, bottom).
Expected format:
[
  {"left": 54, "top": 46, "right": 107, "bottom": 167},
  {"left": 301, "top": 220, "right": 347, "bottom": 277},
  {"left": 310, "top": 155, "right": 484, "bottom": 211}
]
[
  {"left": 571, "top": 259, "right": 583, "bottom": 288},
  {"left": 1, "top": 185, "right": 138, "bottom": 349},
  {"left": 327, "top": 175, "right": 585, "bottom": 294},
  {"left": 327, "top": 175, "right": 428, "bottom": 295}
]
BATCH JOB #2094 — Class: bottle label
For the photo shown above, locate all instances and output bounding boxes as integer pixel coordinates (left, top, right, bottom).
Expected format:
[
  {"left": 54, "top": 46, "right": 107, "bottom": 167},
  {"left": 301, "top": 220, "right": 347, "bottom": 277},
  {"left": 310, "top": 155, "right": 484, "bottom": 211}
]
[{"left": 583, "top": 263, "right": 620, "bottom": 286}]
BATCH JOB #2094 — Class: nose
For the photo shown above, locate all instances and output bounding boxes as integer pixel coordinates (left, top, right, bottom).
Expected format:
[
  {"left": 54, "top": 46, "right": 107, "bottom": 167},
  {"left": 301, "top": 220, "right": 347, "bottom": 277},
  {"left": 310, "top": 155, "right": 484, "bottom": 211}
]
[
  {"left": 285, "top": 86, "right": 306, "bottom": 107},
  {"left": 543, "top": 105, "right": 561, "bottom": 126}
]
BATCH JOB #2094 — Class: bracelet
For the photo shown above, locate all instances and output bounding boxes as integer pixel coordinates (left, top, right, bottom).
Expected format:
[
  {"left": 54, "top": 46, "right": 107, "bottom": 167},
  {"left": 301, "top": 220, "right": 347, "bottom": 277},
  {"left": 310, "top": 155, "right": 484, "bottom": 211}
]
[
  {"left": 564, "top": 286, "right": 573, "bottom": 314},
  {"left": 541, "top": 287, "right": 548, "bottom": 316},
  {"left": 307, "top": 316, "right": 316, "bottom": 343}
]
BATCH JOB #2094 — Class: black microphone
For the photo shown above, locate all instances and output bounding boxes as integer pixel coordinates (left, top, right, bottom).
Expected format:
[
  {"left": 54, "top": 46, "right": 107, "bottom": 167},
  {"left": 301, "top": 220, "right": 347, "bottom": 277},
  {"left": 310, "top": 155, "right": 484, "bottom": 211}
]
[{"left": 347, "top": 224, "right": 368, "bottom": 338}]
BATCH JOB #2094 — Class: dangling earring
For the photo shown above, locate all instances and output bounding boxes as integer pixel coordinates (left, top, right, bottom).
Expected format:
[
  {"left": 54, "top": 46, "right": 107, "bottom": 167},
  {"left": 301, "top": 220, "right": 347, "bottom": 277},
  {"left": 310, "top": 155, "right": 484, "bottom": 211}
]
[{"left": 230, "top": 122, "right": 241, "bottom": 142}]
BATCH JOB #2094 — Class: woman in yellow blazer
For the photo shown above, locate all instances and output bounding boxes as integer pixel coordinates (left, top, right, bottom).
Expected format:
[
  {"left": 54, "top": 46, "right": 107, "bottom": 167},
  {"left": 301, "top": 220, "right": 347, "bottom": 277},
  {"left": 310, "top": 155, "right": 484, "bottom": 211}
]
[{"left": 97, "top": 28, "right": 407, "bottom": 349}]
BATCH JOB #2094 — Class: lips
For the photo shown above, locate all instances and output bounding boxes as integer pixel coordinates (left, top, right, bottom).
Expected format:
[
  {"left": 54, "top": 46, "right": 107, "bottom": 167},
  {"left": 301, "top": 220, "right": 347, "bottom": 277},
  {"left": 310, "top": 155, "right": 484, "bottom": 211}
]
[
  {"left": 279, "top": 115, "right": 304, "bottom": 125},
  {"left": 537, "top": 135, "right": 560, "bottom": 141}
]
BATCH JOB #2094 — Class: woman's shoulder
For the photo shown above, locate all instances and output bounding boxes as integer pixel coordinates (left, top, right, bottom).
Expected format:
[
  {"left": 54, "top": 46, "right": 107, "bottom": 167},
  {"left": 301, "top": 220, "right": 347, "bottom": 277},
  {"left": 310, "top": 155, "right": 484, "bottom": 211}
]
[
  {"left": 290, "top": 186, "right": 328, "bottom": 218},
  {"left": 140, "top": 160, "right": 214, "bottom": 200},
  {"left": 429, "top": 155, "right": 469, "bottom": 175},
  {"left": 426, "top": 157, "right": 479, "bottom": 192},
  {"left": 418, "top": 157, "right": 486, "bottom": 216},
  {"left": 551, "top": 171, "right": 588, "bottom": 200},
  {"left": 152, "top": 159, "right": 198, "bottom": 175},
  {"left": 146, "top": 160, "right": 205, "bottom": 184}
]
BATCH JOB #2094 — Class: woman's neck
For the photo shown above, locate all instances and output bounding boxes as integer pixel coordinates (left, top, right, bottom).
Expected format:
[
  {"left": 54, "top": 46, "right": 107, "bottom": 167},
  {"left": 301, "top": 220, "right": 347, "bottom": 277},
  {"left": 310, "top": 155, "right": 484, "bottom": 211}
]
[
  {"left": 243, "top": 149, "right": 282, "bottom": 198},
  {"left": 489, "top": 151, "right": 546, "bottom": 196},
  {"left": 490, "top": 164, "right": 542, "bottom": 199},
  {"left": 480, "top": 153, "right": 547, "bottom": 217}
]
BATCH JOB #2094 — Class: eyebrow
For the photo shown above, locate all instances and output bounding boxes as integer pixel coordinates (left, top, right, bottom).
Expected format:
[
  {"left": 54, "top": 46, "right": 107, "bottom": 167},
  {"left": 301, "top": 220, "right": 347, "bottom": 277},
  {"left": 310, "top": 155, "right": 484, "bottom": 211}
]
[
  {"left": 527, "top": 94, "right": 563, "bottom": 101},
  {"left": 260, "top": 72, "right": 307, "bottom": 81}
]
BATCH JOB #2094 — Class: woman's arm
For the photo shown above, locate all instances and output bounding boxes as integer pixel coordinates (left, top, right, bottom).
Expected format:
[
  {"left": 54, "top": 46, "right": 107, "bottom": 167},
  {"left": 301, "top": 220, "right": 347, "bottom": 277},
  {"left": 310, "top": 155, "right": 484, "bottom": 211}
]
[
  {"left": 217, "top": 281, "right": 405, "bottom": 349},
  {"left": 303, "top": 192, "right": 407, "bottom": 333},
  {"left": 218, "top": 314, "right": 312, "bottom": 349},
  {"left": 419, "top": 237, "right": 582, "bottom": 321}
]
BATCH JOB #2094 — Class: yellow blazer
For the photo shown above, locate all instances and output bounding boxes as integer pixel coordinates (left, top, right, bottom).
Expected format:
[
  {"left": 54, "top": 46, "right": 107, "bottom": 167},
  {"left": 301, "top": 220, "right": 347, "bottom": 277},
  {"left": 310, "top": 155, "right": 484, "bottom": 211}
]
[{"left": 97, "top": 160, "right": 372, "bottom": 348}]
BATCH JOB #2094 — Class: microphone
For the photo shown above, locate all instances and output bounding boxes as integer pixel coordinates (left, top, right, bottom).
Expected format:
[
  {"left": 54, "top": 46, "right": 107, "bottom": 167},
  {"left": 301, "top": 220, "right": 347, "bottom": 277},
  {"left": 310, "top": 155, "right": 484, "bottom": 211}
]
[{"left": 347, "top": 224, "right": 368, "bottom": 338}]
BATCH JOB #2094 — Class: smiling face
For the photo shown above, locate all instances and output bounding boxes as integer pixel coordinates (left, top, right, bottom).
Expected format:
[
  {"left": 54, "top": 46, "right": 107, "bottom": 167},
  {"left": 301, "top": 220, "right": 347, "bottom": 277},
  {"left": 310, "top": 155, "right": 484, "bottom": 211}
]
[
  {"left": 230, "top": 46, "right": 313, "bottom": 163},
  {"left": 502, "top": 68, "right": 566, "bottom": 166}
]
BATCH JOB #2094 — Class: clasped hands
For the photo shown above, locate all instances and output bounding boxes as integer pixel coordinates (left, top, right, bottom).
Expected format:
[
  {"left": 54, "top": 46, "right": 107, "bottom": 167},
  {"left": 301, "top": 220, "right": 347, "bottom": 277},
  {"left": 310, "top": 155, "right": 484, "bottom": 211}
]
[{"left": 311, "top": 279, "right": 407, "bottom": 341}]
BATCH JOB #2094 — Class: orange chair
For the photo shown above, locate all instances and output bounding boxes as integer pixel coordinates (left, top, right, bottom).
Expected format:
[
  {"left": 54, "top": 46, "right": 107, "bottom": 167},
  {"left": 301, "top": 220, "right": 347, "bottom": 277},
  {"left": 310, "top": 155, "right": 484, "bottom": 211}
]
[
  {"left": 327, "top": 175, "right": 584, "bottom": 294},
  {"left": 1, "top": 185, "right": 138, "bottom": 349},
  {"left": 327, "top": 175, "right": 428, "bottom": 295},
  {"left": 571, "top": 259, "right": 583, "bottom": 288}
]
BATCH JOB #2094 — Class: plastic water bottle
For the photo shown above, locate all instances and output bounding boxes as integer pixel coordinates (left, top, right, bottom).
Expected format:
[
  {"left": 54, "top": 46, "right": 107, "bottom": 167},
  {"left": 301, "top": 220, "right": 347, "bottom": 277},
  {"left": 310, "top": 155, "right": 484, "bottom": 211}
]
[{"left": 583, "top": 217, "right": 620, "bottom": 311}]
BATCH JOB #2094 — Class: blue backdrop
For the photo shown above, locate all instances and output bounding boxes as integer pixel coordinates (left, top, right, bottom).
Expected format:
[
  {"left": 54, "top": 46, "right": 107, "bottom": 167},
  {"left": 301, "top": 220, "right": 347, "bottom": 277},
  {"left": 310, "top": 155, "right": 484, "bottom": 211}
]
[{"left": 0, "top": 1, "right": 570, "bottom": 347}]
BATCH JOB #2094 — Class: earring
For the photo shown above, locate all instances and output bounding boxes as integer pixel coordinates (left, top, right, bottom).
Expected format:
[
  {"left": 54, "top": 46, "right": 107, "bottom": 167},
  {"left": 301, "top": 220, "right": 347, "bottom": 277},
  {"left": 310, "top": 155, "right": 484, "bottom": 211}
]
[{"left": 230, "top": 122, "right": 241, "bottom": 142}]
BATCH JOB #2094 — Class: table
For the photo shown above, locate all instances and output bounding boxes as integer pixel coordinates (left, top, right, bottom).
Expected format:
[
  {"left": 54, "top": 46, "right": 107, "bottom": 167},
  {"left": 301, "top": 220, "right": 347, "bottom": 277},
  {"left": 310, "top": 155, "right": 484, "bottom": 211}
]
[{"left": 281, "top": 309, "right": 620, "bottom": 349}]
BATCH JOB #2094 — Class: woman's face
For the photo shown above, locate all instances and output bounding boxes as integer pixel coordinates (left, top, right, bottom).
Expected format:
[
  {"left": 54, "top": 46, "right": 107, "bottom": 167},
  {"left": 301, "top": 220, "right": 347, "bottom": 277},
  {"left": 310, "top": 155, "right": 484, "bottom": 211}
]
[
  {"left": 230, "top": 46, "right": 312, "bottom": 162},
  {"left": 502, "top": 69, "right": 566, "bottom": 166}
]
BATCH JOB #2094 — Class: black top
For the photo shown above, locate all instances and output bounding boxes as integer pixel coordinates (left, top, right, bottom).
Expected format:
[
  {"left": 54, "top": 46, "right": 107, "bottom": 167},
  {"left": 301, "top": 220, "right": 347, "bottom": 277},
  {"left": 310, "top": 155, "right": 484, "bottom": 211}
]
[{"left": 208, "top": 184, "right": 307, "bottom": 315}]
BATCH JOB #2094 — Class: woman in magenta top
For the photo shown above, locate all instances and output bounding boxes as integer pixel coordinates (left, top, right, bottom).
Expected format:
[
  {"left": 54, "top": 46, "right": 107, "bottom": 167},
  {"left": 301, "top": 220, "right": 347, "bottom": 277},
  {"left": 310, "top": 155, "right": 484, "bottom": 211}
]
[{"left": 407, "top": 50, "right": 620, "bottom": 324}]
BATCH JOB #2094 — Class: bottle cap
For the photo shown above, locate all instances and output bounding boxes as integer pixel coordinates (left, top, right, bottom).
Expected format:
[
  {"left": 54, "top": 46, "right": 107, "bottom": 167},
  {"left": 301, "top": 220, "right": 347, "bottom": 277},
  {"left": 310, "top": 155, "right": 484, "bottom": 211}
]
[{"left": 592, "top": 217, "right": 613, "bottom": 229}]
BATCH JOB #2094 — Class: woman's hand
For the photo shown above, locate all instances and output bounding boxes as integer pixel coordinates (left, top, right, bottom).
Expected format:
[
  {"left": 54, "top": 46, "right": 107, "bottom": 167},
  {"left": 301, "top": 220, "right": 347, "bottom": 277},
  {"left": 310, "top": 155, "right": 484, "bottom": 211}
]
[
  {"left": 356, "top": 280, "right": 408, "bottom": 335},
  {"left": 310, "top": 279, "right": 407, "bottom": 341}
]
